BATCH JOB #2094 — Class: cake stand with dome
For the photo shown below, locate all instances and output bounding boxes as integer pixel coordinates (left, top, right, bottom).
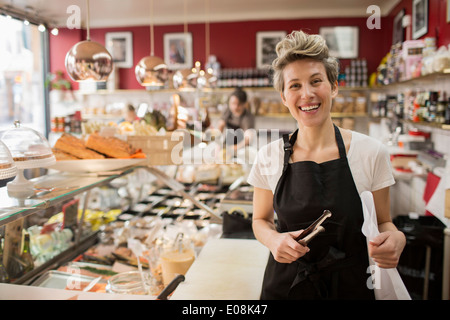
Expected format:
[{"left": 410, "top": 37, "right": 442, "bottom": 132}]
[
  {"left": 0, "top": 121, "right": 56, "bottom": 198},
  {"left": 0, "top": 140, "right": 17, "bottom": 182}
]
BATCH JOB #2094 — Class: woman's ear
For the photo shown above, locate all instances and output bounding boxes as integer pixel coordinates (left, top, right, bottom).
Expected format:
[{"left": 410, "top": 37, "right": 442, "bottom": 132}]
[
  {"left": 280, "top": 92, "right": 287, "bottom": 106},
  {"left": 331, "top": 81, "right": 339, "bottom": 98}
]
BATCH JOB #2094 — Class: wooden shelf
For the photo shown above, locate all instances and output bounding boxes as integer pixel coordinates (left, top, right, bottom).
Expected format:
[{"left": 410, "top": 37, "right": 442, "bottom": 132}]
[
  {"left": 369, "top": 71, "right": 450, "bottom": 89},
  {"left": 370, "top": 117, "right": 450, "bottom": 131},
  {"left": 78, "top": 85, "right": 370, "bottom": 96},
  {"left": 330, "top": 112, "right": 368, "bottom": 118}
]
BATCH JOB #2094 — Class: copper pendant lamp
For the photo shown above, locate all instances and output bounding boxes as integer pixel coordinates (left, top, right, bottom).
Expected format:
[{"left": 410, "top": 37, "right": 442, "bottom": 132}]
[
  {"left": 65, "top": 0, "right": 113, "bottom": 82},
  {"left": 135, "top": 0, "right": 168, "bottom": 87},
  {"left": 196, "top": 0, "right": 217, "bottom": 90},
  {"left": 171, "top": 0, "right": 198, "bottom": 91}
]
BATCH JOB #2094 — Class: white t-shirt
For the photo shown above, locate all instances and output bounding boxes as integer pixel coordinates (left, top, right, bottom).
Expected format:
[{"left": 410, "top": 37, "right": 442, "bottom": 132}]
[{"left": 247, "top": 130, "right": 395, "bottom": 196}]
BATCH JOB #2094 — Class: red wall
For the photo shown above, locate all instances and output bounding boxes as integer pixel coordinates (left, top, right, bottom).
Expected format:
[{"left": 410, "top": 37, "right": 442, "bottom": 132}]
[
  {"left": 388, "top": 0, "right": 450, "bottom": 45},
  {"left": 49, "top": 3, "right": 448, "bottom": 90}
]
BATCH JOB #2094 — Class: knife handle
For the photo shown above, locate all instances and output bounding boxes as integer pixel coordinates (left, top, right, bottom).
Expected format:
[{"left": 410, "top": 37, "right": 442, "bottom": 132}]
[{"left": 298, "top": 226, "right": 325, "bottom": 246}]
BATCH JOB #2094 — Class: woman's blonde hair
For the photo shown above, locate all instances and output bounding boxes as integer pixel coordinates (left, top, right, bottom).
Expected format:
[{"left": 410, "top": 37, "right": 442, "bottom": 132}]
[{"left": 271, "top": 30, "right": 339, "bottom": 93}]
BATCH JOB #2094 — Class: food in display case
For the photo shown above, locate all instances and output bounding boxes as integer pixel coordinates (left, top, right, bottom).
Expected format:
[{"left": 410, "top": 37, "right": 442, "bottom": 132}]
[
  {"left": 53, "top": 132, "right": 146, "bottom": 160},
  {"left": 85, "top": 132, "right": 137, "bottom": 158},
  {"left": 23, "top": 178, "right": 224, "bottom": 297},
  {"left": 53, "top": 133, "right": 105, "bottom": 159}
]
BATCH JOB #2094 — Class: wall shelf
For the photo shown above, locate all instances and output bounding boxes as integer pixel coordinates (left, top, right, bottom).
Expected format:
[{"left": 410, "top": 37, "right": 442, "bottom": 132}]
[{"left": 369, "top": 71, "right": 450, "bottom": 89}]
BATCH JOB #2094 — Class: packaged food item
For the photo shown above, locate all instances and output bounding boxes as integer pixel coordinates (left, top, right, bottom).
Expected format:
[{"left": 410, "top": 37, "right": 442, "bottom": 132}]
[
  {"left": 432, "top": 46, "right": 450, "bottom": 73},
  {"left": 355, "top": 96, "right": 367, "bottom": 113},
  {"left": 332, "top": 94, "right": 345, "bottom": 113}
]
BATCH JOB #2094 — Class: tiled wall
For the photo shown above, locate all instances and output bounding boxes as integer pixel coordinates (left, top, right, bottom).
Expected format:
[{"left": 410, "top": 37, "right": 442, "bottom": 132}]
[{"left": 391, "top": 176, "right": 427, "bottom": 218}]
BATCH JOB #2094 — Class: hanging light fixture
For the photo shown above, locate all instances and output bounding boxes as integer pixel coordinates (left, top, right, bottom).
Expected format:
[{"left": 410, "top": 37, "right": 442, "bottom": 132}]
[
  {"left": 65, "top": 0, "right": 113, "bottom": 82},
  {"left": 135, "top": 0, "right": 168, "bottom": 88},
  {"left": 172, "top": 0, "right": 198, "bottom": 91},
  {"left": 173, "top": 61, "right": 200, "bottom": 91},
  {"left": 196, "top": 0, "right": 217, "bottom": 90}
]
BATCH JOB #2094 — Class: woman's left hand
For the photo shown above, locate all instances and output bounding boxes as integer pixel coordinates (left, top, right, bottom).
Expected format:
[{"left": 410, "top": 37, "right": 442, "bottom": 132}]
[{"left": 368, "top": 230, "right": 406, "bottom": 269}]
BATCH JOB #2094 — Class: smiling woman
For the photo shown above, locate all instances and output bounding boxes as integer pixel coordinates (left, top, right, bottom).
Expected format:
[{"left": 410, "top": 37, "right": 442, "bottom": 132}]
[{"left": 247, "top": 30, "right": 406, "bottom": 300}]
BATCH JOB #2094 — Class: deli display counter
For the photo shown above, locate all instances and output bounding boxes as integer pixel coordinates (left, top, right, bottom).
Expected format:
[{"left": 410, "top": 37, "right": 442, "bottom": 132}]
[{"left": 0, "top": 164, "right": 240, "bottom": 298}]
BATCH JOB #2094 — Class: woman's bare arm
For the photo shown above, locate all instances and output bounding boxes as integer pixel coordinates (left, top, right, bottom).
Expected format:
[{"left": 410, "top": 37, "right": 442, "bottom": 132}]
[
  {"left": 252, "top": 187, "right": 309, "bottom": 263},
  {"left": 369, "top": 187, "right": 406, "bottom": 268}
]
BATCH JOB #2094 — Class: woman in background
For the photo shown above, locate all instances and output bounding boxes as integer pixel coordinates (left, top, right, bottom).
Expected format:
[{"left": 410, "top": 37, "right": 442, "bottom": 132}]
[{"left": 217, "top": 87, "right": 255, "bottom": 151}]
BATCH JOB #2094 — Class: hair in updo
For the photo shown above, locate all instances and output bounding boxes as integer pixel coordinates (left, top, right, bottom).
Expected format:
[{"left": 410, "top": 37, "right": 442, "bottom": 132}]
[
  {"left": 230, "top": 87, "right": 247, "bottom": 104},
  {"left": 271, "top": 30, "right": 339, "bottom": 93}
]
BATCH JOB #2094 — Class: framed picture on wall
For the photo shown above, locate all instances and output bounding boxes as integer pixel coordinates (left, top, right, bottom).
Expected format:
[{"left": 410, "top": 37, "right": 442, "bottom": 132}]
[
  {"left": 164, "top": 32, "right": 193, "bottom": 70},
  {"left": 392, "top": 9, "right": 405, "bottom": 45},
  {"left": 256, "top": 31, "right": 286, "bottom": 69},
  {"left": 105, "top": 32, "right": 133, "bottom": 68},
  {"left": 319, "top": 27, "right": 359, "bottom": 59},
  {"left": 447, "top": 0, "right": 450, "bottom": 23},
  {"left": 412, "top": 0, "right": 428, "bottom": 39}
]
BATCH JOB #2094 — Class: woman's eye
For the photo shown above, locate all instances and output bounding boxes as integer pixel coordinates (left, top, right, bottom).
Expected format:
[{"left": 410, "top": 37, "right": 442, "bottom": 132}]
[
  {"left": 289, "top": 83, "right": 300, "bottom": 89},
  {"left": 312, "top": 78, "right": 322, "bottom": 84}
]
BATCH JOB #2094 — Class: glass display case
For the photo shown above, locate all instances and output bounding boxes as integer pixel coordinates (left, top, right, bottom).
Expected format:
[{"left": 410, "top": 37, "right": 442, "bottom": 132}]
[{"left": 0, "top": 165, "right": 219, "bottom": 286}]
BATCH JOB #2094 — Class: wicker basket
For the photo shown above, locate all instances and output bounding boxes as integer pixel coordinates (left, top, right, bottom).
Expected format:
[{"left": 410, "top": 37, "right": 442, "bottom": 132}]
[{"left": 127, "top": 132, "right": 184, "bottom": 166}]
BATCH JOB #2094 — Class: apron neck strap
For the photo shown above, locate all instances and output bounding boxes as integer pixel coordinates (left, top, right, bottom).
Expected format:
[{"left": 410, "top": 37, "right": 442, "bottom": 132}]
[
  {"left": 282, "top": 125, "right": 346, "bottom": 171},
  {"left": 333, "top": 124, "right": 347, "bottom": 159},
  {"left": 282, "top": 129, "right": 298, "bottom": 171}
]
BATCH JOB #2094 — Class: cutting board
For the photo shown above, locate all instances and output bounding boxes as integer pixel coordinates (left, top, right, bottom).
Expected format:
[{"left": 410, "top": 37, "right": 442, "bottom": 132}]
[{"left": 170, "top": 238, "right": 269, "bottom": 300}]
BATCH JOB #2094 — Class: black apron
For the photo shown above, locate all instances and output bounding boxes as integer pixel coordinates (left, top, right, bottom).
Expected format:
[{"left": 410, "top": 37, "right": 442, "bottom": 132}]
[{"left": 261, "top": 125, "right": 374, "bottom": 300}]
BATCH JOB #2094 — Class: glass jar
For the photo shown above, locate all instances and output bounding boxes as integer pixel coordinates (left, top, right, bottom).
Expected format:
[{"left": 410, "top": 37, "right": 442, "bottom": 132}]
[
  {"left": 159, "top": 239, "right": 195, "bottom": 287},
  {"left": 107, "top": 271, "right": 154, "bottom": 295}
]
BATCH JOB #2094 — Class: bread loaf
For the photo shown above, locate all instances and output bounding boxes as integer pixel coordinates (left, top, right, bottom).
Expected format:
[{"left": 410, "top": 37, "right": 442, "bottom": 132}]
[
  {"left": 85, "top": 132, "right": 136, "bottom": 158},
  {"left": 54, "top": 133, "right": 105, "bottom": 159},
  {"left": 52, "top": 148, "right": 79, "bottom": 160}
]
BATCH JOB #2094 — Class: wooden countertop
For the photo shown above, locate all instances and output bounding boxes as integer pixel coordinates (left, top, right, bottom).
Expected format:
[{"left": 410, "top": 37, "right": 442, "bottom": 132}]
[{"left": 170, "top": 238, "right": 269, "bottom": 300}]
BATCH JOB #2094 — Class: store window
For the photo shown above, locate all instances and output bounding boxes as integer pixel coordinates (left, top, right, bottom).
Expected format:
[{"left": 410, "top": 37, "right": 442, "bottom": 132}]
[{"left": 0, "top": 15, "right": 48, "bottom": 136}]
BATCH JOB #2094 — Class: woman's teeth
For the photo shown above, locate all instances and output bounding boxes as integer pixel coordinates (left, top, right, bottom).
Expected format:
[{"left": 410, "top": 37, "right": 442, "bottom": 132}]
[{"left": 300, "top": 104, "right": 320, "bottom": 111}]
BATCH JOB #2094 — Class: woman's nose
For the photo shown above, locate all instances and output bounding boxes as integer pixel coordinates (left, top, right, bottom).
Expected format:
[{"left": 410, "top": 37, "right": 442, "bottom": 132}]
[{"left": 299, "top": 85, "right": 313, "bottom": 99}]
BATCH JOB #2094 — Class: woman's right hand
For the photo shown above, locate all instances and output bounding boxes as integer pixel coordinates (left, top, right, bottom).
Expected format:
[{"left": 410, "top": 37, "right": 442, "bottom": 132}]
[{"left": 268, "top": 230, "right": 310, "bottom": 263}]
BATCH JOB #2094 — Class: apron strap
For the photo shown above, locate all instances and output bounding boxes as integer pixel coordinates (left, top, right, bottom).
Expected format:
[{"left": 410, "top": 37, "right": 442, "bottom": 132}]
[
  {"left": 282, "top": 129, "right": 298, "bottom": 172},
  {"left": 333, "top": 124, "right": 347, "bottom": 159},
  {"left": 283, "top": 126, "right": 345, "bottom": 171}
]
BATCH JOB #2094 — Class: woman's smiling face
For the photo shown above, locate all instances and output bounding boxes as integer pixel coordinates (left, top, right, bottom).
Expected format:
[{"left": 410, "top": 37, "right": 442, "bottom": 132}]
[{"left": 281, "top": 58, "right": 338, "bottom": 128}]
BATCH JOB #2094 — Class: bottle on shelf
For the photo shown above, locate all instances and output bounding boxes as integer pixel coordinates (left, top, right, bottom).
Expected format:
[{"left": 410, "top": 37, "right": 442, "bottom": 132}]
[
  {"left": 427, "top": 91, "right": 438, "bottom": 123},
  {"left": 20, "top": 233, "right": 34, "bottom": 274},
  {"left": 5, "top": 232, "right": 34, "bottom": 281},
  {"left": 445, "top": 98, "right": 450, "bottom": 125},
  {"left": 217, "top": 68, "right": 273, "bottom": 88}
]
